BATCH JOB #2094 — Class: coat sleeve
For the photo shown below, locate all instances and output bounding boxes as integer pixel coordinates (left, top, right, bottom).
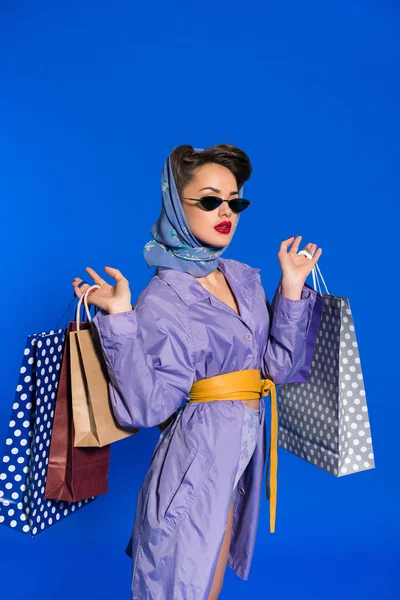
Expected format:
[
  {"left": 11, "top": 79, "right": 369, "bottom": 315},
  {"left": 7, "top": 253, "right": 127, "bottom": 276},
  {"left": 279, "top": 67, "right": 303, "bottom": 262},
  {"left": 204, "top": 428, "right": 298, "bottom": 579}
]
[
  {"left": 91, "top": 284, "right": 196, "bottom": 429},
  {"left": 259, "top": 275, "right": 319, "bottom": 385}
]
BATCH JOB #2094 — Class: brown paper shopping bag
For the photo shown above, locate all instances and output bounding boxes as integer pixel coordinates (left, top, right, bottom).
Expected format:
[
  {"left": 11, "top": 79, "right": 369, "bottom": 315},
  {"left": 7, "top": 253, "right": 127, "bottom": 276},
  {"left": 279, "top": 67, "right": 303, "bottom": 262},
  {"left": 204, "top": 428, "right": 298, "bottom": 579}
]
[{"left": 70, "top": 286, "right": 139, "bottom": 447}]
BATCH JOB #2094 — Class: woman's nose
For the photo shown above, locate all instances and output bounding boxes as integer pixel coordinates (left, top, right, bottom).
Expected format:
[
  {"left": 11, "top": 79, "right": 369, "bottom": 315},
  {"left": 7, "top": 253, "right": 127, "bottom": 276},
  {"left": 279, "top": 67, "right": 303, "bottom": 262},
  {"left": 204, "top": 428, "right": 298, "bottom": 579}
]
[{"left": 218, "top": 201, "right": 232, "bottom": 217}]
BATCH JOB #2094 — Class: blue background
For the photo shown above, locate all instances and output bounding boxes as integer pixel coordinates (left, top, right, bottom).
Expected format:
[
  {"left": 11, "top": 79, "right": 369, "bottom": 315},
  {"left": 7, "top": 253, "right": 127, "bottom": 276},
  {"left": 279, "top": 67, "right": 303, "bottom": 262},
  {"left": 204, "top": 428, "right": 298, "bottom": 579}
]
[{"left": 0, "top": 1, "right": 398, "bottom": 598}]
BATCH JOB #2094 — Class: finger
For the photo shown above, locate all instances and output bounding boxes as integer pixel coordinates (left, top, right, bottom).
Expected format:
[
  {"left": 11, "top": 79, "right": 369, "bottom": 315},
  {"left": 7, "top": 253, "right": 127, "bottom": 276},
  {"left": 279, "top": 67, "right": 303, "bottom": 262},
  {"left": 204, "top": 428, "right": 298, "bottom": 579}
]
[
  {"left": 72, "top": 278, "right": 91, "bottom": 298},
  {"left": 85, "top": 267, "right": 107, "bottom": 286},
  {"left": 287, "top": 235, "right": 302, "bottom": 253},
  {"left": 295, "top": 241, "right": 316, "bottom": 256},
  {"left": 104, "top": 266, "right": 125, "bottom": 282},
  {"left": 311, "top": 247, "right": 323, "bottom": 265},
  {"left": 279, "top": 235, "right": 298, "bottom": 252},
  {"left": 305, "top": 244, "right": 318, "bottom": 258},
  {"left": 302, "top": 242, "right": 316, "bottom": 257}
]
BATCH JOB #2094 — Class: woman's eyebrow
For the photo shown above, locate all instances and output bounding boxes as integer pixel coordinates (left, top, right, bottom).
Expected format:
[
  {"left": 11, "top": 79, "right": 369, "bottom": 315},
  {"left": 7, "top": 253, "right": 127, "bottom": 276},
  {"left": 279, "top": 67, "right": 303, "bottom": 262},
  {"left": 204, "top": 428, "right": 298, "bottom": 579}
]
[{"left": 198, "top": 187, "right": 239, "bottom": 195}]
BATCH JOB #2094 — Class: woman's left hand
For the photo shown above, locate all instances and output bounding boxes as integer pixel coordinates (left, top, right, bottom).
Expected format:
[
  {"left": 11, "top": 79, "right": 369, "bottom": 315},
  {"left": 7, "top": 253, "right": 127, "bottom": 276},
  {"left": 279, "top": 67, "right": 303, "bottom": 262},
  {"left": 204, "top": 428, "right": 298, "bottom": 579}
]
[{"left": 278, "top": 236, "right": 323, "bottom": 286}]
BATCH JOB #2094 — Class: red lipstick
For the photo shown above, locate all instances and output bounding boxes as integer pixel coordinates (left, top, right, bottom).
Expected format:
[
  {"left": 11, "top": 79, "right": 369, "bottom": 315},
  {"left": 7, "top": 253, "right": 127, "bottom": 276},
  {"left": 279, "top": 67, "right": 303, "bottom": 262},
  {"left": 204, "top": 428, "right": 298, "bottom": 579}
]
[{"left": 214, "top": 221, "right": 232, "bottom": 234}]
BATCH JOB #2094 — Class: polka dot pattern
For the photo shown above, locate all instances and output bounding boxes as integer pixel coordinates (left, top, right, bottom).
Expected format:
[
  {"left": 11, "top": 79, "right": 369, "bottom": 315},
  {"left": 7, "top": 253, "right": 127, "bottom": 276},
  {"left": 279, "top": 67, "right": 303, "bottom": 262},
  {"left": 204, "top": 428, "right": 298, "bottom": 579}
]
[
  {"left": 0, "top": 329, "right": 95, "bottom": 536},
  {"left": 278, "top": 296, "right": 375, "bottom": 477}
]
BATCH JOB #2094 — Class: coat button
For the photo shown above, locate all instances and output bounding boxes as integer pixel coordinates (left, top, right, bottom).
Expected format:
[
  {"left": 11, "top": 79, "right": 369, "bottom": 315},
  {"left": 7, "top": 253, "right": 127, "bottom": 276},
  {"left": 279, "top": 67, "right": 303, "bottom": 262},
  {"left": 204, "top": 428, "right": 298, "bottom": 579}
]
[
  {"left": 238, "top": 487, "right": 245, "bottom": 496},
  {"left": 245, "top": 332, "right": 252, "bottom": 341}
]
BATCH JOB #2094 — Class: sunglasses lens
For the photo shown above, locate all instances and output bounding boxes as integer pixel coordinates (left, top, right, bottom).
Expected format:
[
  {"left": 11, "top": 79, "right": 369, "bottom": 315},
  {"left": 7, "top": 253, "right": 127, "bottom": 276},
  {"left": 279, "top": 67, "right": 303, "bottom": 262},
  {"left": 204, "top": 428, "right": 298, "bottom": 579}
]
[
  {"left": 231, "top": 200, "right": 251, "bottom": 213},
  {"left": 200, "top": 197, "right": 221, "bottom": 211}
]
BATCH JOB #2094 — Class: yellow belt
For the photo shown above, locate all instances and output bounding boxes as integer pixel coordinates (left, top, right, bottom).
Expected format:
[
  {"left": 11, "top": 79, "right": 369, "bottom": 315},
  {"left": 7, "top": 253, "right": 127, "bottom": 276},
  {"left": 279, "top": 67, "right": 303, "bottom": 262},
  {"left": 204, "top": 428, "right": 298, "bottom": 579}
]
[{"left": 188, "top": 368, "right": 278, "bottom": 534}]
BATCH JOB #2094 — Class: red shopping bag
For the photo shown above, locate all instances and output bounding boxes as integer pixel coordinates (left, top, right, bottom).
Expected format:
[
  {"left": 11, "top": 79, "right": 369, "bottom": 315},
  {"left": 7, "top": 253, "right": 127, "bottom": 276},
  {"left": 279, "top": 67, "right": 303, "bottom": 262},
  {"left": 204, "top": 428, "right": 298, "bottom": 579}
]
[{"left": 44, "top": 321, "right": 110, "bottom": 501}]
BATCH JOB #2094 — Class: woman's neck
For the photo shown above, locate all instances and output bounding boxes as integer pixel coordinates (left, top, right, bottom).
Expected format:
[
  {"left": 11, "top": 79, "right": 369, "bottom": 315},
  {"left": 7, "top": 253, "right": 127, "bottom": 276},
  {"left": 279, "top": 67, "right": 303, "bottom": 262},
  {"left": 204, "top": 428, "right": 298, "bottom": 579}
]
[{"left": 195, "top": 268, "right": 222, "bottom": 288}]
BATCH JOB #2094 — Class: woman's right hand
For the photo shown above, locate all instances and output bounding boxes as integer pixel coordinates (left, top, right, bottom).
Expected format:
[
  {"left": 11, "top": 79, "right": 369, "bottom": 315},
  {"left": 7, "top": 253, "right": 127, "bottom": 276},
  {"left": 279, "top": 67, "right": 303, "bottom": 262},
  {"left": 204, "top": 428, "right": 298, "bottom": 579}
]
[{"left": 72, "top": 266, "right": 132, "bottom": 315}]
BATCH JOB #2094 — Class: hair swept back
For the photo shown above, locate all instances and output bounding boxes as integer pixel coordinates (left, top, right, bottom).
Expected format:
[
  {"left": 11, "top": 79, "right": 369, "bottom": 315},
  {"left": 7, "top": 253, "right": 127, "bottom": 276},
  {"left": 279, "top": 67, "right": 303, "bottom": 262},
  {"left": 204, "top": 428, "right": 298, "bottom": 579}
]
[{"left": 169, "top": 143, "right": 252, "bottom": 198}]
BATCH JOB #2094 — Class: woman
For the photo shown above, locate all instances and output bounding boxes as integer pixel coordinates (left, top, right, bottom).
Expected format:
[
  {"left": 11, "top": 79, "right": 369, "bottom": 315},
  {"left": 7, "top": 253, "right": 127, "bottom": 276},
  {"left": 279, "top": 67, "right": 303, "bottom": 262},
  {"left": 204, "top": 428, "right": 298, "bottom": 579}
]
[{"left": 72, "top": 144, "right": 322, "bottom": 600}]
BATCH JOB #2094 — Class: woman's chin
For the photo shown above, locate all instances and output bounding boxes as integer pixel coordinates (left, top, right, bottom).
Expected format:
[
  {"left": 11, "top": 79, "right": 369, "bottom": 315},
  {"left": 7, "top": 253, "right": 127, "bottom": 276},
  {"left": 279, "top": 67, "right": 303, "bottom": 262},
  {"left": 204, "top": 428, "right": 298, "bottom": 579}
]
[
  {"left": 205, "top": 236, "right": 231, "bottom": 248},
  {"left": 213, "top": 231, "right": 232, "bottom": 245},
  {"left": 194, "top": 230, "right": 233, "bottom": 248}
]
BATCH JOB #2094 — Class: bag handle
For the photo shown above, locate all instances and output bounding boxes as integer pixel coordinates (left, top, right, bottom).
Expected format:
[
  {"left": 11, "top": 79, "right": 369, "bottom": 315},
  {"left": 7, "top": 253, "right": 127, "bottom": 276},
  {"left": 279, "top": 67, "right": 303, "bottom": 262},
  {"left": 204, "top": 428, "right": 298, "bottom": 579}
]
[
  {"left": 297, "top": 249, "right": 329, "bottom": 295},
  {"left": 310, "top": 263, "right": 329, "bottom": 295},
  {"left": 76, "top": 285, "right": 100, "bottom": 331}
]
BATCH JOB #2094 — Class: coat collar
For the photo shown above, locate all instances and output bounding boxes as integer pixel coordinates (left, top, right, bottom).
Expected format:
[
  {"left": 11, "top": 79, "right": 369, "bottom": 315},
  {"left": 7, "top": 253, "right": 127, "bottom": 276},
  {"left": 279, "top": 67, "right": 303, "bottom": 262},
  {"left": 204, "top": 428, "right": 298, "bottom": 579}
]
[{"left": 157, "top": 257, "right": 260, "bottom": 307}]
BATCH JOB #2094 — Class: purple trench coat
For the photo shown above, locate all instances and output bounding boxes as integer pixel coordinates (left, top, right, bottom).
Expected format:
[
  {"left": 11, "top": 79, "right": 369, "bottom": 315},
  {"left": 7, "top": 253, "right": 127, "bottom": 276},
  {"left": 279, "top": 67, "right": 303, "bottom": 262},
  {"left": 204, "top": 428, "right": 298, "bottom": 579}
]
[{"left": 92, "top": 257, "right": 321, "bottom": 600}]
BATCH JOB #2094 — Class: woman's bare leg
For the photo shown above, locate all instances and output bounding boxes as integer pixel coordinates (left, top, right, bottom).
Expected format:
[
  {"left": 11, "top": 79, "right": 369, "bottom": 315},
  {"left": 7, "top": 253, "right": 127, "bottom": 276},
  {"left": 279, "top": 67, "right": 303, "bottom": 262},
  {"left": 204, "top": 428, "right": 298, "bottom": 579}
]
[{"left": 207, "top": 497, "right": 235, "bottom": 600}]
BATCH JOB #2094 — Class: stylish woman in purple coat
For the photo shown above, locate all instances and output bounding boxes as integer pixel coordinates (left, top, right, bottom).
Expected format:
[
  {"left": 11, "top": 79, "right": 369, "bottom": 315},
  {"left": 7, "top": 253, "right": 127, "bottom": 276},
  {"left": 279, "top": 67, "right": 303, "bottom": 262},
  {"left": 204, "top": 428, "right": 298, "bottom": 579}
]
[{"left": 72, "top": 144, "right": 323, "bottom": 600}]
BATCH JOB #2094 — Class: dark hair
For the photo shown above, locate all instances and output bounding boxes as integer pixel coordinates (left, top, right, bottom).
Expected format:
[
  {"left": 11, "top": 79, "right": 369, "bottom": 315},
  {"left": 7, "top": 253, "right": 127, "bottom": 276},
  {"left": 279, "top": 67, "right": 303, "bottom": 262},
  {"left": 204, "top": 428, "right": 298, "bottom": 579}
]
[{"left": 169, "top": 143, "right": 252, "bottom": 198}]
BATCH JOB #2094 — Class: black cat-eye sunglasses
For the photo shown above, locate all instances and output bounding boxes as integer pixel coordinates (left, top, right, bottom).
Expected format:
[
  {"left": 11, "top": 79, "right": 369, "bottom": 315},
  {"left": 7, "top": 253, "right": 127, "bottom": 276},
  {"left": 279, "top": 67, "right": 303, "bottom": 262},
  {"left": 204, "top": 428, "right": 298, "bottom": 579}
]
[{"left": 182, "top": 196, "right": 251, "bottom": 214}]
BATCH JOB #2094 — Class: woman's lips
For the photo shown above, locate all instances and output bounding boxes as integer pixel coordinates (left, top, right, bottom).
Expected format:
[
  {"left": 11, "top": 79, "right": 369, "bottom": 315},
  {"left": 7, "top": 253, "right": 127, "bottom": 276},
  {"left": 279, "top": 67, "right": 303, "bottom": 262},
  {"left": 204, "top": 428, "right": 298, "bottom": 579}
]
[{"left": 214, "top": 223, "right": 232, "bottom": 234}]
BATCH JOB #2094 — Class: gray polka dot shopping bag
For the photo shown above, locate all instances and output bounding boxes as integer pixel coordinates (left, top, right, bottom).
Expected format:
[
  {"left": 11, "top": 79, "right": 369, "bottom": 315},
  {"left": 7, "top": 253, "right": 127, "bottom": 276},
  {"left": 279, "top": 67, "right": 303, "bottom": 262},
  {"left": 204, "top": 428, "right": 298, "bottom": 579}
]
[
  {"left": 0, "top": 296, "right": 107, "bottom": 536},
  {"left": 278, "top": 263, "right": 376, "bottom": 477}
]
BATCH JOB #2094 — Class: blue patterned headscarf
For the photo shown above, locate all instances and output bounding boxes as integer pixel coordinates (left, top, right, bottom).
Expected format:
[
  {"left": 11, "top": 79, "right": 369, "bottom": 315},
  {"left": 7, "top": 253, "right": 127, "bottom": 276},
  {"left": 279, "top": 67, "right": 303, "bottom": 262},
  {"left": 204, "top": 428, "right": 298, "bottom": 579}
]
[{"left": 143, "top": 147, "right": 244, "bottom": 277}]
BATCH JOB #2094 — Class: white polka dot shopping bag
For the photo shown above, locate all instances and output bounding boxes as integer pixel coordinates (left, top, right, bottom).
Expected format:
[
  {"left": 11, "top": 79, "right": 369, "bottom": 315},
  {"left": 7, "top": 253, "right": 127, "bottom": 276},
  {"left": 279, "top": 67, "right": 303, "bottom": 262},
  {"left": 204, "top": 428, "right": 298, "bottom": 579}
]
[
  {"left": 0, "top": 298, "right": 96, "bottom": 536},
  {"left": 278, "top": 263, "right": 376, "bottom": 477}
]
